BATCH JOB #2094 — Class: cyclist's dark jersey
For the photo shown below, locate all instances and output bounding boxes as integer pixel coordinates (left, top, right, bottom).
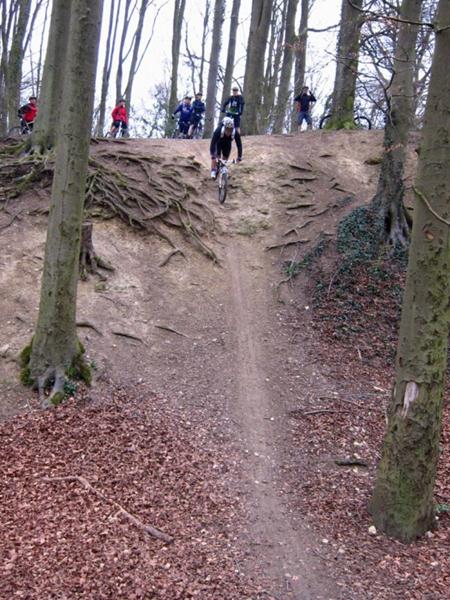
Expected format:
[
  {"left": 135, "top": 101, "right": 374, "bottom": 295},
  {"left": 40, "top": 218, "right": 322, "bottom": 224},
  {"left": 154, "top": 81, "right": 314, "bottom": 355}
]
[
  {"left": 210, "top": 124, "right": 242, "bottom": 160},
  {"left": 174, "top": 102, "right": 193, "bottom": 122},
  {"left": 222, "top": 95, "right": 245, "bottom": 116},
  {"left": 294, "top": 92, "right": 316, "bottom": 112},
  {"left": 191, "top": 99, "right": 205, "bottom": 118}
]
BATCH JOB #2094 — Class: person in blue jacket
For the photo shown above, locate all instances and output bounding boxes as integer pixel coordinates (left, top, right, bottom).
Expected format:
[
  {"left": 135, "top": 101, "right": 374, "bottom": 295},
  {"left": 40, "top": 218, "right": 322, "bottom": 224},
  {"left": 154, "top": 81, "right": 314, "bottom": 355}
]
[
  {"left": 172, "top": 96, "right": 193, "bottom": 136},
  {"left": 188, "top": 92, "right": 206, "bottom": 138}
]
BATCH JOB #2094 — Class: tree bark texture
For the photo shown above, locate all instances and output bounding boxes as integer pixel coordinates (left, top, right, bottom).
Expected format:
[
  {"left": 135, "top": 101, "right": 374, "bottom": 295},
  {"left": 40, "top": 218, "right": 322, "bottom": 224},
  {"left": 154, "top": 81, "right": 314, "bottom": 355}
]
[
  {"left": 370, "top": 0, "right": 450, "bottom": 543},
  {"left": 31, "top": 0, "right": 72, "bottom": 150},
  {"left": 273, "top": 0, "right": 298, "bottom": 133},
  {"left": 220, "top": 0, "right": 241, "bottom": 109},
  {"left": 96, "top": 0, "right": 121, "bottom": 136},
  {"left": 329, "top": 0, "right": 363, "bottom": 128},
  {"left": 6, "top": 0, "right": 32, "bottom": 130},
  {"left": 166, "top": 0, "right": 186, "bottom": 134},
  {"left": 262, "top": 1, "right": 286, "bottom": 130},
  {"left": 243, "top": 0, "right": 273, "bottom": 135},
  {"left": 204, "top": 0, "right": 225, "bottom": 137},
  {"left": 290, "top": 0, "right": 309, "bottom": 131},
  {"left": 122, "top": 0, "right": 150, "bottom": 110},
  {"left": 371, "top": 0, "right": 423, "bottom": 248},
  {"left": 28, "top": 0, "right": 104, "bottom": 403}
]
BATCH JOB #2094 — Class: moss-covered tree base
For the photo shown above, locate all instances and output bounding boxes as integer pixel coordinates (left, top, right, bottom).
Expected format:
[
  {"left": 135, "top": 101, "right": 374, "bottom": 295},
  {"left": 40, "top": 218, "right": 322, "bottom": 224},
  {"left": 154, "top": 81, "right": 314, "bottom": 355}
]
[{"left": 20, "top": 338, "right": 91, "bottom": 407}]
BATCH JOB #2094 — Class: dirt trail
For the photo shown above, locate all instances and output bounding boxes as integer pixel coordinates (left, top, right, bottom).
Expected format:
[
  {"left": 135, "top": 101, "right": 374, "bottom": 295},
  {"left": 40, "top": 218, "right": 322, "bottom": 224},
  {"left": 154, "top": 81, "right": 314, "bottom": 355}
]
[{"left": 227, "top": 239, "right": 333, "bottom": 599}]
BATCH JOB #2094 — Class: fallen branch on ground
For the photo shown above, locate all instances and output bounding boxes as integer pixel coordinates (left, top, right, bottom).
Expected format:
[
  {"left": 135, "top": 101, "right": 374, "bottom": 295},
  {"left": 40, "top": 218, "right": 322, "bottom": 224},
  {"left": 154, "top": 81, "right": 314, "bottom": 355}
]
[
  {"left": 155, "top": 324, "right": 188, "bottom": 337},
  {"left": 42, "top": 475, "right": 174, "bottom": 543}
]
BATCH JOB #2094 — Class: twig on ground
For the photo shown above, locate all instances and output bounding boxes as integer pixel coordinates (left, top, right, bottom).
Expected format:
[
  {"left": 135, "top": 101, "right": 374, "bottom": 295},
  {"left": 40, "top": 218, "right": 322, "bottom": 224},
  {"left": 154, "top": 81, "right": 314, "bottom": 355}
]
[
  {"left": 0, "top": 209, "right": 23, "bottom": 230},
  {"left": 334, "top": 458, "right": 369, "bottom": 467},
  {"left": 159, "top": 248, "right": 185, "bottom": 267},
  {"left": 265, "top": 239, "right": 309, "bottom": 251},
  {"left": 76, "top": 320, "right": 103, "bottom": 335},
  {"left": 155, "top": 324, "right": 188, "bottom": 338},
  {"left": 112, "top": 331, "right": 145, "bottom": 343},
  {"left": 42, "top": 475, "right": 174, "bottom": 543}
]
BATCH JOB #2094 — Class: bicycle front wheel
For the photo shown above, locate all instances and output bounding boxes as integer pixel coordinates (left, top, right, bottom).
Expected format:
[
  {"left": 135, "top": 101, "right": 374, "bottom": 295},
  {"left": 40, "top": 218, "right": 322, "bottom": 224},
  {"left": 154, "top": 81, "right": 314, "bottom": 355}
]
[
  {"left": 354, "top": 115, "right": 372, "bottom": 130},
  {"left": 218, "top": 171, "right": 228, "bottom": 204}
]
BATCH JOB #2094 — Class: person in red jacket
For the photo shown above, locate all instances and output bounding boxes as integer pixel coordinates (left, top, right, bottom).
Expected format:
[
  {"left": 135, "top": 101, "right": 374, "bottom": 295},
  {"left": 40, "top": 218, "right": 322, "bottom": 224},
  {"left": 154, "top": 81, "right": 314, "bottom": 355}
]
[
  {"left": 109, "top": 99, "right": 128, "bottom": 137},
  {"left": 18, "top": 96, "right": 37, "bottom": 133}
]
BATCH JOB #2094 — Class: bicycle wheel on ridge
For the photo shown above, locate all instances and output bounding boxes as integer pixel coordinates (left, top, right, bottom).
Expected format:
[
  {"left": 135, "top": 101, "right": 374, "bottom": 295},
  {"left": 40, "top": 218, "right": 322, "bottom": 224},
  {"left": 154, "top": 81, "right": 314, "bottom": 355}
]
[
  {"left": 218, "top": 171, "right": 228, "bottom": 204},
  {"left": 353, "top": 115, "right": 372, "bottom": 130}
]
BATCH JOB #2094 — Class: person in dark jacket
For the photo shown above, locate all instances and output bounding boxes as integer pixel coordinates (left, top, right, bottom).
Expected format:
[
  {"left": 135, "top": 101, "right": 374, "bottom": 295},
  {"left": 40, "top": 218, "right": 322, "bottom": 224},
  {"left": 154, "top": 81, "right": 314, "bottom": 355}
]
[
  {"left": 172, "top": 96, "right": 193, "bottom": 136},
  {"left": 188, "top": 92, "right": 205, "bottom": 138},
  {"left": 294, "top": 86, "right": 316, "bottom": 131},
  {"left": 109, "top": 99, "right": 128, "bottom": 136},
  {"left": 209, "top": 116, "right": 242, "bottom": 179},
  {"left": 221, "top": 86, "right": 244, "bottom": 132},
  {"left": 18, "top": 96, "right": 37, "bottom": 133}
]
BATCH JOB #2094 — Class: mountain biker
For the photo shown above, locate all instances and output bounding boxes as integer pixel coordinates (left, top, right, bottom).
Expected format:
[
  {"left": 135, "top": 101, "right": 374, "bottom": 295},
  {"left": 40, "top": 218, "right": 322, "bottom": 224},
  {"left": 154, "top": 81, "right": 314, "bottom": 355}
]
[
  {"left": 210, "top": 116, "right": 242, "bottom": 179},
  {"left": 18, "top": 96, "right": 37, "bottom": 133},
  {"left": 294, "top": 86, "right": 316, "bottom": 131},
  {"left": 110, "top": 99, "right": 128, "bottom": 137},
  {"left": 172, "top": 96, "right": 193, "bottom": 137},
  {"left": 221, "top": 86, "right": 244, "bottom": 133},
  {"left": 188, "top": 92, "right": 205, "bottom": 138}
]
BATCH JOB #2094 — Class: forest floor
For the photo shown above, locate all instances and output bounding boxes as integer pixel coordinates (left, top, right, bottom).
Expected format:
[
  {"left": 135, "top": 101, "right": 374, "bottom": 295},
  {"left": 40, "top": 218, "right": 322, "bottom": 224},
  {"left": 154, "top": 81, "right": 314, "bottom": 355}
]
[{"left": 0, "top": 131, "right": 448, "bottom": 599}]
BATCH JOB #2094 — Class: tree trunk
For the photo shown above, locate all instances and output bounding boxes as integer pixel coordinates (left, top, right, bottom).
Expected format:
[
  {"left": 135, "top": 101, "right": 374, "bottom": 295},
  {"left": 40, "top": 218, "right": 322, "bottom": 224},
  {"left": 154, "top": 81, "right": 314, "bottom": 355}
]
[
  {"left": 220, "top": 0, "right": 241, "bottom": 108},
  {"left": 31, "top": 0, "right": 72, "bottom": 150},
  {"left": 122, "top": 0, "right": 150, "bottom": 111},
  {"left": 371, "top": 0, "right": 423, "bottom": 248},
  {"left": 199, "top": 0, "right": 211, "bottom": 94},
  {"left": 273, "top": 0, "right": 298, "bottom": 134},
  {"left": 96, "top": 0, "right": 121, "bottom": 136},
  {"left": 262, "top": 1, "right": 286, "bottom": 131},
  {"left": 243, "top": 0, "right": 273, "bottom": 134},
  {"left": 6, "top": 0, "right": 32, "bottom": 130},
  {"left": 290, "top": 0, "right": 309, "bottom": 132},
  {"left": 166, "top": 0, "right": 186, "bottom": 135},
  {"left": 115, "top": 0, "right": 132, "bottom": 104},
  {"left": 370, "top": 0, "right": 450, "bottom": 543},
  {"left": 204, "top": 0, "right": 226, "bottom": 137},
  {"left": 329, "top": 0, "right": 363, "bottom": 128},
  {"left": 25, "top": 0, "right": 104, "bottom": 406}
]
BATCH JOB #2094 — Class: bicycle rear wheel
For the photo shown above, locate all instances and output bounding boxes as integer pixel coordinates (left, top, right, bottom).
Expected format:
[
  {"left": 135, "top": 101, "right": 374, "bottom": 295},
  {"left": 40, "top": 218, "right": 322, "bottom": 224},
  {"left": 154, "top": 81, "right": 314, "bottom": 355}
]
[
  {"left": 353, "top": 115, "right": 372, "bottom": 130},
  {"left": 319, "top": 114, "right": 332, "bottom": 130},
  {"left": 218, "top": 171, "right": 228, "bottom": 204}
]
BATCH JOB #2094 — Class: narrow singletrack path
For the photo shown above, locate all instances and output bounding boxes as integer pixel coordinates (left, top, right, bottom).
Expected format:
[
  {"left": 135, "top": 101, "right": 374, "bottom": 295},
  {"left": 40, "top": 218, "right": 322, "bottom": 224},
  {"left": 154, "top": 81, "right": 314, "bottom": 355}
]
[{"left": 226, "top": 239, "right": 335, "bottom": 599}]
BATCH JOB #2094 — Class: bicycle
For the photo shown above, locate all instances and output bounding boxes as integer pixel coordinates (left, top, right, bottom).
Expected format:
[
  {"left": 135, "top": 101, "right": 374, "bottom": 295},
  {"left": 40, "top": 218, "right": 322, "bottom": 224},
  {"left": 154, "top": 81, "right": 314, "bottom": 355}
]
[
  {"left": 216, "top": 158, "right": 234, "bottom": 204},
  {"left": 8, "top": 120, "right": 33, "bottom": 138},
  {"left": 106, "top": 122, "right": 129, "bottom": 138},
  {"left": 319, "top": 113, "right": 372, "bottom": 130},
  {"left": 189, "top": 119, "right": 203, "bottom": 140}
]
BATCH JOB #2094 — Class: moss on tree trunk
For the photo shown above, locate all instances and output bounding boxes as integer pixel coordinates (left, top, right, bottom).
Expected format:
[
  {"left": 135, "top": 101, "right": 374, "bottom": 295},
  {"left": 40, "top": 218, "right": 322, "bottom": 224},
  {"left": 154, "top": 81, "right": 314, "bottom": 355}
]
[{"left": 370, "top": 0, "right": 450, "bottom": 542}]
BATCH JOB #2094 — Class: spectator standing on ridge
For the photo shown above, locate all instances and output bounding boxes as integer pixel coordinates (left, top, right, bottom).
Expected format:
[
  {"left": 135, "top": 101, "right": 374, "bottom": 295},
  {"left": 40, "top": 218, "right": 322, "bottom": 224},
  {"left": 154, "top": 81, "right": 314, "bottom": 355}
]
[
  {"left": 221, "top": 86, "right": 245, "bottom": 133},
  {"left": 294, "top": 86, "right": 316, "bottom": 132},
  {"left": 173, "top": 96, "right": 193, "bottom": 137},
  {"left": 18, "top": 96, "right": 37, "bottom": 133},
  {"left": 188, "top": 92, "right": 205, "bottom": 138},
  {"left": 109, "top": 99, "right": 128, "bottom": 137}
]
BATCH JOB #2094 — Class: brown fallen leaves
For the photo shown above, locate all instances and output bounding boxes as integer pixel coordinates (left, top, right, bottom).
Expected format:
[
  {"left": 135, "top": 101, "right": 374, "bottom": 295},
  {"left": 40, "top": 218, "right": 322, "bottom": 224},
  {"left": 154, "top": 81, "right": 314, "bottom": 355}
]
[{"left": 0, "top": 387, "right": 258, "bottom": 599}]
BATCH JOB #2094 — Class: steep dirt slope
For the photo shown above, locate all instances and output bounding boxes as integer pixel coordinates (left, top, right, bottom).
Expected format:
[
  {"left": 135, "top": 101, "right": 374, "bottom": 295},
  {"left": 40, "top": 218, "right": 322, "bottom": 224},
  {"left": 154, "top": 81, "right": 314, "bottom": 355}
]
[{"left": 0, "top": 131, "right": 420, "bottom": 598}]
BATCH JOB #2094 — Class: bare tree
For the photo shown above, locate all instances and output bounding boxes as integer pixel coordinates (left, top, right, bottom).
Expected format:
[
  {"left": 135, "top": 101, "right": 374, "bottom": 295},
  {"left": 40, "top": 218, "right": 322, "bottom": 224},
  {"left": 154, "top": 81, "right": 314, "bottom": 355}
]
[
  {"left": 370, "top": 0, "right": 450, "bottom": 542},
  {"left": 204, "top": 0, "right": 226, "bottom": 136},
  {"left": 23, "top": 0, "right": 104, "bottom": 405},
  {"left": 166, "top": 0, "right": 186, "bottom": 133},
  {"left": 371, "top": 0, "right": 423, "bottom": 248},
  {"left": 290, "top": 0, "right": 311, "bottom": 131},
  {"left": 329, "top": 0, "right": 364, "bottom": 128},
  {"left": 220, "top": 0, "right": 241, "bottom": 108},
  {"left": 273, "top": 0, "right": 299, "bottom": 133},
  {"left": 243, "top": 0, "right": 274, "bottom": 134}
]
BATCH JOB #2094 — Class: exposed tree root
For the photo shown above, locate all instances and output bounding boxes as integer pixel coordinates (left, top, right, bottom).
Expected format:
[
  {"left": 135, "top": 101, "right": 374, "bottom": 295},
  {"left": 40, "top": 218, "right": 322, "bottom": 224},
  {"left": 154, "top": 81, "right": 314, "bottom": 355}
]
[
  {"left": 0, "top": 142, "right": 218, "bottom": 261},
  {"left": 80, "top": 221, "right": 114, "bottom": 281}
]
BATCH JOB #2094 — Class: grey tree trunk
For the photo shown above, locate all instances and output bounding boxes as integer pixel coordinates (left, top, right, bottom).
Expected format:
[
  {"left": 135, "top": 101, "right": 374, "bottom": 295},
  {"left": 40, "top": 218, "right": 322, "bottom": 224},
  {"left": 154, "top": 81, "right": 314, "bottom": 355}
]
[
  {"left": 96, "top": 0, "right": 121, "bottom": 136},
  {"left": 122, "top": 0, "right": 150, "bottom": 110},
  {"left": 115, "top": 0, "right": 132, "bottom": 104},
  {"left": 371, "top": 0, "right": 423, "bottom": 248},
  {"left": 329, "top": 0, "right": 363, "bottom": 128},
  {"left": 31, "top": 0, "right": 72, "bottom": 150},
  {"left": 290, "top": 0, "right": 309, "bottom": 131},
  {"left": 370, "top": 0, "right": 450, "bottom": 543},
  {"left": 199, "top": 0, "right": 211, "bottom": 94},
  {"left": 6, "top": 0, "right": 32, "bottom": 130},
  {"left": 220, "top": 0, "right": 241, "bottom": 109},
  {"left": 26, "top": 0, "right": 104, "bottom": 406},
  {"left": 204, "top": 0, "right": 226, "bottom": 137},
  {"left": 243, "top": 0, "right": 273, "bottom": 135},
  {"left": 262, "top": 1, "right": 286, "bottom": 130},
  {"left": 166, "top": 0, "right": 186, "bottom": 135},
  {"left": 273, "top": 0, "right": 299, "bottom": 134}
]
